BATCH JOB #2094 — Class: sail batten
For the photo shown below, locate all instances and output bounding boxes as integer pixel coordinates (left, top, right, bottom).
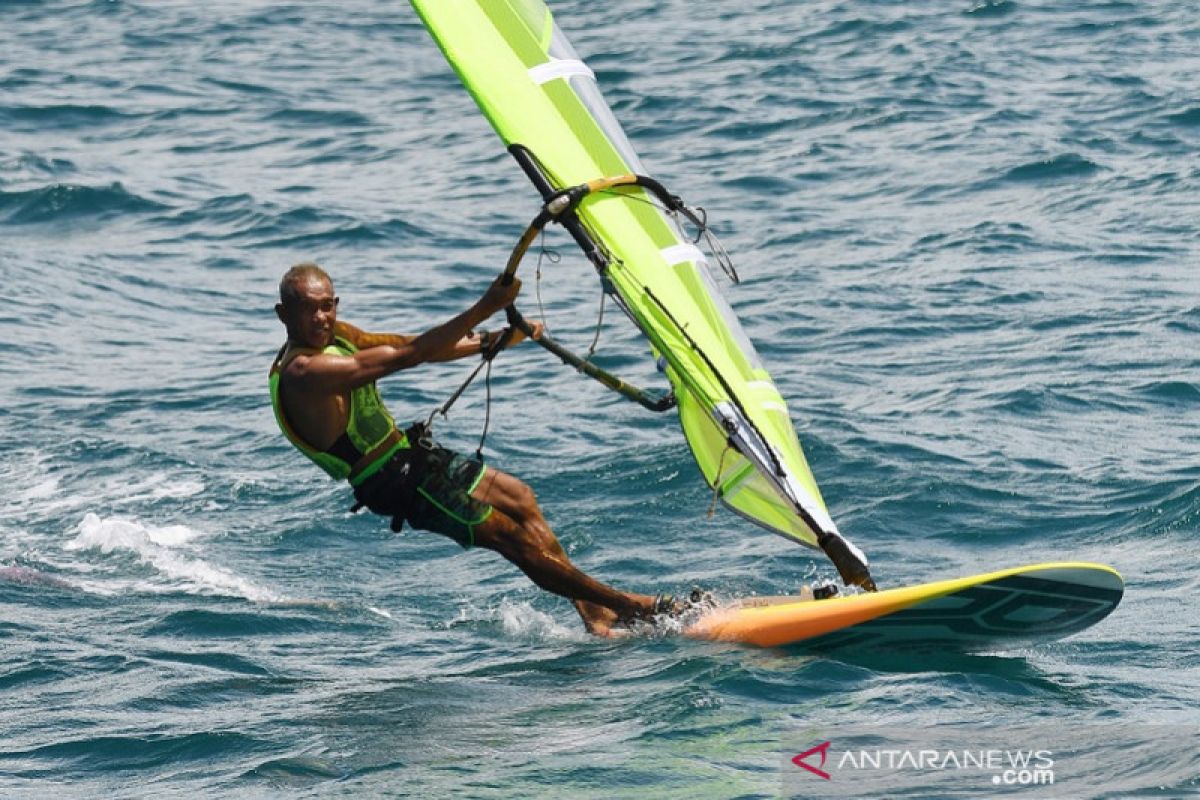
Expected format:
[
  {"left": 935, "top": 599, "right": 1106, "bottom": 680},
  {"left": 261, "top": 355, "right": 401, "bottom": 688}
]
[
  {"left": 411, "top": 0, "right": 851, "bottom": 555},
  {"left": 528, "top": 58, "right": 593, "bottom": 85}
]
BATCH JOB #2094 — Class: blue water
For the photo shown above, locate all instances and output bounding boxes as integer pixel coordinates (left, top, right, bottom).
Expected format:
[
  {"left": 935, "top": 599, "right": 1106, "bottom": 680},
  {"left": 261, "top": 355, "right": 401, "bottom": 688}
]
[{"left": 1, "top": 1, "right": 1197, "bottom": 797}]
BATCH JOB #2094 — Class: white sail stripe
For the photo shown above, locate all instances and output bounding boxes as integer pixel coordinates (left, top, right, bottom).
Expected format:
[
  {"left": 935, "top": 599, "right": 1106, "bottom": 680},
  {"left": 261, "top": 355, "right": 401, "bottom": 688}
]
[
  {"left": 762, "top": 401, "right": 789, "bottom": 414},
  {"left": 789, "top": 474, "right": 839, "bottom": 534},
  {"left": 528, "top": 58, "right": 594, "bottom": 86},
  {"left": 661, "top": 243, "right": 707, "bottom": 267},
  {"left": 747, "top": 380, "right": 779, "bottom": 393}
]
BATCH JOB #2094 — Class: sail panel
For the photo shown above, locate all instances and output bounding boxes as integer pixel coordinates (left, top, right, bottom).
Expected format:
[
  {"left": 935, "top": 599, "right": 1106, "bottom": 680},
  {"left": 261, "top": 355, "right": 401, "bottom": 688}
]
[{"left": 412, "top": 0, "right": 833, "bottom": 549}]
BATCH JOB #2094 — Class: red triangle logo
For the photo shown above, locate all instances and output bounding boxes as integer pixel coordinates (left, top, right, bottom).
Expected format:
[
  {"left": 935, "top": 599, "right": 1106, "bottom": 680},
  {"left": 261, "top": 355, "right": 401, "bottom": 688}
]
[{"left": 792, "top": 741, "right": 832, "bottom": 780}]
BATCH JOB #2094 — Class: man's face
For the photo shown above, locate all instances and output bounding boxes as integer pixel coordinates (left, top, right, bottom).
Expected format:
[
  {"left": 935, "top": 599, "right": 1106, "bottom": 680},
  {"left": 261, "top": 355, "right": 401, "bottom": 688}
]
[{"left": 277, "top": 275, "right": 338, "bottom": 348}]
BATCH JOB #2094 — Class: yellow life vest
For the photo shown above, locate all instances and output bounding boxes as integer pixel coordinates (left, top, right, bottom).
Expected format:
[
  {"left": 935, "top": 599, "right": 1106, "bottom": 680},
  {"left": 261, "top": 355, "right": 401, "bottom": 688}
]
[{"left": 268, "top": 336, "right": 407, "bottom": 485}]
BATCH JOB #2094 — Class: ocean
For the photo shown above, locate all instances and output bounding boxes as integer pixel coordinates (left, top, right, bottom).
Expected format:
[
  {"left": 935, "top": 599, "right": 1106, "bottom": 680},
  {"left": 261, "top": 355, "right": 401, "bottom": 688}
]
[{"left": 1, "top": 1, "right": 1197, "bottom": 797}]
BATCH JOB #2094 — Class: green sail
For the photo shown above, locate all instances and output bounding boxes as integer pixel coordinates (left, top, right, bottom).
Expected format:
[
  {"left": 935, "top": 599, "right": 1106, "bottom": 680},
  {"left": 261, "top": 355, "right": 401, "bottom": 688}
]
[{"left": 411, "top": 0, "right": 852, "bottom": 553}]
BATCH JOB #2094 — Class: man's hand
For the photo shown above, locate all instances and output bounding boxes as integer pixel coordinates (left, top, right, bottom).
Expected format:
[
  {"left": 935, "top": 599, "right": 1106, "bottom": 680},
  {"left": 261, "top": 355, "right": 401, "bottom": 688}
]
[
  {"left": 502, "top": 320, "right": 544, "bottom": 348},
  {"left": 480, "top": 275, "right": 521, "bottom": 315},
  {"left": 479, "top": 320, "right": 543, "bottom": 359}
]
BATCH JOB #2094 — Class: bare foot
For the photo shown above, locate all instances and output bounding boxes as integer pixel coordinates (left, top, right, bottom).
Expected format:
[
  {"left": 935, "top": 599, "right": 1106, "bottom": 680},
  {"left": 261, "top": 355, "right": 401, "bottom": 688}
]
[
  {"left": 573, "top": 599, "right": 619, "bottom": 635},
  {"left": 572, "top": 593, "right": 669, "bottom": 636}
]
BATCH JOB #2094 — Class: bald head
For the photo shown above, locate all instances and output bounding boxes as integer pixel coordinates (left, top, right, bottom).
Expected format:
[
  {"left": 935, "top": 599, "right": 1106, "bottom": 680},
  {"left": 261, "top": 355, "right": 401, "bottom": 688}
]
[
  {"left": 279, "top": 262, "right": 333, "bottom": 306},
  {"left": 276, "top": 262, "right": 339, "bottom": 347}
]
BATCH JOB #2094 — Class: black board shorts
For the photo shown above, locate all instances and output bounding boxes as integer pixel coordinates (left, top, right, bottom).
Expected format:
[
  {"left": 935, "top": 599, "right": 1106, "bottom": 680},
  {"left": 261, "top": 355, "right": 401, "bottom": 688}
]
[{"left": 353, "top": 445, "right": 493, "bottom": 549}]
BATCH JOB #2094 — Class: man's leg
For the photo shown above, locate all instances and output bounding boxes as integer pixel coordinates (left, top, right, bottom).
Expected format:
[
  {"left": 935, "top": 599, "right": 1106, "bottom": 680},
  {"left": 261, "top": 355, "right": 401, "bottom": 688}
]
[{"left": 469, "top": 466, "right": 657, "bottom": 634}]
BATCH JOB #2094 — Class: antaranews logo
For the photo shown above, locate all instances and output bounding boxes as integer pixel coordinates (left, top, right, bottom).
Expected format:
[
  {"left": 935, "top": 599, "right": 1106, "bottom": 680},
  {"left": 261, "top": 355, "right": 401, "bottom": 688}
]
[
  {"left": 789, "top": 739, "right": 1055, "bottom": 791},
  {"left": 791, "top": 741, "right": 832, "bottom": 780},
  {"left": 786, "top": 726, "right": 1200, "bottom": 799}
]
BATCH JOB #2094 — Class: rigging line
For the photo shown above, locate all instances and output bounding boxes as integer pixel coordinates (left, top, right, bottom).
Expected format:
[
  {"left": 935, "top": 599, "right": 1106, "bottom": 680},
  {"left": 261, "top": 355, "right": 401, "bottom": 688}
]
[
  {"left": 533, "top": 221, "right": 608, "bottom": 362},
  {"left": 535, "top": 221, "right": 609, "bottom": 362},
  {"left": 474, "top": 356, "right": 494, "bottom": 461},
  {"left": 425, "top": 353, "right": 489, "bottom": 430},
  {"left": 585, "top": 290, "right": 606, "bottom": 361},
  {"left": 589, "top": 184, "right": 692, "bottom": 229},
  {"left": 426, "top": 329, "right": 506, "bottom": 460},
  {"left": 706, "top": 442, "right": 735, "bottom": 518},
  {"left": 591, "top": 188, "right": 740, "bottom": 284},
  {"left": 534, "top": 227, "right": 560, "bottom": 337},
  {"left": 530, "top": 222, "right": 610, "bottom": 366},
  {"left": 687, "top": 204, "right": 707, "bottom": 243}
]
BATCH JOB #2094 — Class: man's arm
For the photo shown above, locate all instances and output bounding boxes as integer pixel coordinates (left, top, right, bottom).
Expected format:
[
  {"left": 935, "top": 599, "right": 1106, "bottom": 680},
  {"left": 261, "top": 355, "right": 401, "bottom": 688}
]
[
  {"left": 332, "top": 320, "right": 415, "bottom": 351},
  {"left": 334, "top": 318, "right": 537, "bottom": 363},
  {"left": 286, "top": 276, "right": 526, "bottom": 393}
]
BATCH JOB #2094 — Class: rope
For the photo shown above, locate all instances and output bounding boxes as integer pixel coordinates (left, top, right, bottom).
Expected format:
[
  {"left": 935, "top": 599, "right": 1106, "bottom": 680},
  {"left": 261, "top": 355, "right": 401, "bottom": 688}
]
[
  {"left": 474, "top": 357, "right": 493, "bottom": 461},
  {"left": 424, "top": 352, "right": 489, "bottom": 430},
  {"left": 584, "top": 291, "right": 606, "bottom": 361},
  {"left": 534, "top": 229, "right": 559, "bottom": 338},
  {"left": 595, "top": 186, "right": 740, "bottom": 284},
  {"left": 706, "top": 442, "right": 735, "bottom": 518},
  {"left": 536, "top": 224, "right": 608, "bottom": 364}
]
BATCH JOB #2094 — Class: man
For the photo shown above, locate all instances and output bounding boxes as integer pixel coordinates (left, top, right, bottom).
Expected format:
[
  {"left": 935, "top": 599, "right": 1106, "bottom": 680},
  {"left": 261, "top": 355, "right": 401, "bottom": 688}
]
[{"left": 270, "top": 262, "right": 667, "bottom": 635}]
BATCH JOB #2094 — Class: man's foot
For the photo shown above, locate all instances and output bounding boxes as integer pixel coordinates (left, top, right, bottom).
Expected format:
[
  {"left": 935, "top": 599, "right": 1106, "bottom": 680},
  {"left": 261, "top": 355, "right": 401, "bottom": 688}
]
[
  {"left": 818, "top": 531, "right": 878, "bottom": 592},
  {"left": 573, "top": 593, "right": 661, "bottom": 635},
  {"left": 573, "top": 599, "right": 622, "bottom": 636},
  {"left": 650, "top": 588, "right": 716, "bottom": 619},
  {"left": 574, "top": 590, "right": 714, "bottom": 635}
]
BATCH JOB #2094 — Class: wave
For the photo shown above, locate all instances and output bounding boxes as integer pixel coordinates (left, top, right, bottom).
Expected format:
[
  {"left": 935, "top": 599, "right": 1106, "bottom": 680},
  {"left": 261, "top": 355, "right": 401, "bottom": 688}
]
[
  {"left": 1000, "top": 153, "right": 1102, "bottom": 183},
  {"left": 0, "top": 102, "right": 135, "bottom": 131},
  {"left": 1132, "top": 379, "right": 1200, "bottom": 404},
  {"left": 147, "top": 195, "right": 428, "bottom": 247},
  {"left": 0, "top": 153, "right": 78, "bottom": 180},
  {"left": 263, "top": 107, "right": 376, "bottom": 129},
  {"left": 0, "top": 182, "right": 165, "bottom": 225},
  {"left": 964, "top": 0, "right": 1017, "bottom": 18},
  {"left": 242, "top": 755, "right": 344, "bottom": 786},
  {"left": 10, "top": 730, "right": 272, "bottom": 774},
  {"left": 911, "top": 220, "right": 1038, "bottom": 255},
  {"left": 1164, "top": 106, "right": 1200, "bottom": 128}
]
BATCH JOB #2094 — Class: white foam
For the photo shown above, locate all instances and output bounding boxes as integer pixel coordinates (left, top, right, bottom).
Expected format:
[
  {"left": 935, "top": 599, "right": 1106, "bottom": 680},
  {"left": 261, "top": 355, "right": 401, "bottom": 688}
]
[
  {"left": 148, "top": 478, "right": 206, "bottom": 502},
  {"left": 0, "top": 450, "right": 60, "bottom": 512},
  {"left": 104, "top": 472, "right": 206, "bottom": 506},
  {"left": 69, "top": 513, "right": 200, "bottom": 551},
  {"left": 462, "top": 597, "right": 589, "bottom": 642},
  {"left": 66, "top": 512, "right": 281, "bottom": 603},
  {"left": 21, "top": 477, "right": 60, "bottom": 503}
]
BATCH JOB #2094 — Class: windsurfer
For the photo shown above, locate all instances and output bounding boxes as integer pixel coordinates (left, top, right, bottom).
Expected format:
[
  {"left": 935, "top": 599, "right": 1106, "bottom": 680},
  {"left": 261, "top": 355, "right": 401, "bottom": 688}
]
[{"left": 270, "top": 262, "right": 667, "bottom": 635}]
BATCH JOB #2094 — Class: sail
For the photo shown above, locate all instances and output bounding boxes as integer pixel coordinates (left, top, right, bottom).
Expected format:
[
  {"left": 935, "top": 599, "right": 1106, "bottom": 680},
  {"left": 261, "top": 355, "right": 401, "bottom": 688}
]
[{"left": 411, "top": 0, "right": 846, "bottom": 552}]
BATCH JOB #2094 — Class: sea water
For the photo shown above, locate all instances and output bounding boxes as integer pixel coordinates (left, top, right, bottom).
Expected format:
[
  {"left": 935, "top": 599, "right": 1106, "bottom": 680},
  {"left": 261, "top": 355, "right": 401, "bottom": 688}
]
[{"left": 1, "top": 1, "right": 1197, "bottom": 797}]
